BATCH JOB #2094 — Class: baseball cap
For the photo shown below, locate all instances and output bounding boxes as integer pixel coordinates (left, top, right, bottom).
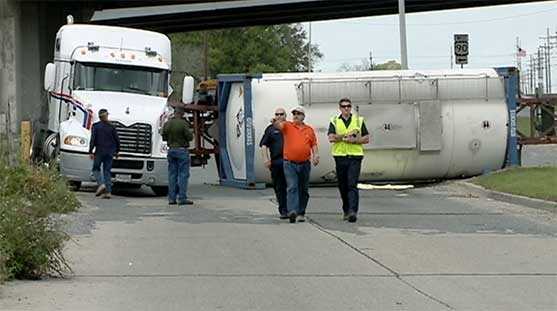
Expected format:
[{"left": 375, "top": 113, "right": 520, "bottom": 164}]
[
  {"left": 291, "top": 106, "right": 305, "bottom": 114},
  {"left": 98, "top": 109, "right": 109, "bottom": 117}
]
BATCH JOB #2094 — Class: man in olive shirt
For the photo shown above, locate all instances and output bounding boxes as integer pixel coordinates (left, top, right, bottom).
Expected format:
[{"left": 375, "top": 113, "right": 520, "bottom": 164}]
[{"left": 162, "top": 106, "right": 194, "bottom": 205}]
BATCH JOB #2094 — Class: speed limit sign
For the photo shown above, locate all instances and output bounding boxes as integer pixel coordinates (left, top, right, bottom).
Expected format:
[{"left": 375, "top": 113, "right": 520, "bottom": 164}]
[{"left": 454, "top": 34, "right": 469, "bottom": 65}]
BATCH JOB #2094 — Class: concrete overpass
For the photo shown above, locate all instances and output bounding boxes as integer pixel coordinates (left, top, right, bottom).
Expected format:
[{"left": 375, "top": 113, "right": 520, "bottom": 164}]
[
  {"left": 0, "top": 0, "right": 552, "bottom": 144},
  {"left": 91, "top": 0, "right": 551, "bottom": 32}
]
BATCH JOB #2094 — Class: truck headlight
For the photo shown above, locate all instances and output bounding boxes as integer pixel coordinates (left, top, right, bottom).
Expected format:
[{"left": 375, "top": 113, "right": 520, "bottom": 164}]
[
  {"left": 160, "top": 142, "right": 168, "bottom": 154},
  {"left": 63, "top": 135, "right": 88, "bottom": 147}
]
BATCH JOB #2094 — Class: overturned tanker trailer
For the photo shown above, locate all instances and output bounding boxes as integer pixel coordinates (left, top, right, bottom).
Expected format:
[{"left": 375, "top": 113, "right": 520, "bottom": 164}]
[{"left": 212, "top": 68, "right": 519, "bottom": 188}]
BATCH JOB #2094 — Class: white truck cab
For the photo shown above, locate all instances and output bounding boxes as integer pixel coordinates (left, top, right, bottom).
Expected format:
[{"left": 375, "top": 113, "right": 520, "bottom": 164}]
[{"left": 43, "top": 23, "right": 191, "bottom": 195}]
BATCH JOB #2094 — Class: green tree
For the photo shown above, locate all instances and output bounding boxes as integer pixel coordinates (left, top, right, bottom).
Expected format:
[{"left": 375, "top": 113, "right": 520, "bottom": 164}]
[
  {"left": 169, "top": 24, "right": 322, "bottom": 98},
  {"left": 373, "top": 60, "right": 402, "bottom": 70},
  {"left": 338, "top": 59, "right": 402, "bottom": 72}
]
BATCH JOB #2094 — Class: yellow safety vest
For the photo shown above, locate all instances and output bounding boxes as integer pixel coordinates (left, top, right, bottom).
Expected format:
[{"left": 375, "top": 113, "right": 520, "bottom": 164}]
[{"left": 331, "top": 115, "right": 365, "bottom": 156}]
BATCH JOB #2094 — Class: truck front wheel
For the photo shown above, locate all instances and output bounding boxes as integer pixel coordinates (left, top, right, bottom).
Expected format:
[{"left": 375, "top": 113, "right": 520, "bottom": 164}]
[{"left": 151, "top": 186, "right": 168, "bottom": 196}]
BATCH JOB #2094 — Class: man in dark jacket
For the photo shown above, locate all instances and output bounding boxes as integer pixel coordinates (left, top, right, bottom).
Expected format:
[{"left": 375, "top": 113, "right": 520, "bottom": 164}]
[
  {"left": 89, "top": 109, "right": 120, "bottom": 199},
  {"left": 260, "top": 107, "right": 287, "bottom": 219},
  {"left": 162, "top": 106, "right": 194, "bottom": 206}
]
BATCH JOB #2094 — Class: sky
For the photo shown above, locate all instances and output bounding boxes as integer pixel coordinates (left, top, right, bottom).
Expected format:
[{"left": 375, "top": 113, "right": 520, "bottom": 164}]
[{"left": 309, "top": 0, "right": 557, "bottom": 90}]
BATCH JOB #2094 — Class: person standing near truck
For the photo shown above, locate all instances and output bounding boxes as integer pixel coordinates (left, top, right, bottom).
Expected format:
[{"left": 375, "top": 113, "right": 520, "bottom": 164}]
[
  {"left": 89, "top": 109, "right": 120, "bottom": 199},
  {"left": 162, "top": 106, "right": 194, "bottom": 206}
]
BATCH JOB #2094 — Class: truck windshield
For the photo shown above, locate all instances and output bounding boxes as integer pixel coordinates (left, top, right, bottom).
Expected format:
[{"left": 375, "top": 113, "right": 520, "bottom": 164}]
[{"left": 73, "top": 62, "right": 168, "bottom": 97}]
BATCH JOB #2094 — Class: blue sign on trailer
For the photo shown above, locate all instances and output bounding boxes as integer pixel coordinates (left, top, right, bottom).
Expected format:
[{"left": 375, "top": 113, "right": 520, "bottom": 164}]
[{"left": 495, "top": 67, "right": 520, "bottom": 167}]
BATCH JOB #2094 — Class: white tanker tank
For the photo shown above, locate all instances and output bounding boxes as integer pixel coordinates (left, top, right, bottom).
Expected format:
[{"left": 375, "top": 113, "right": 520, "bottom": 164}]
[{"left": 214, "top": 68, "right": 519, "bottom": 187}]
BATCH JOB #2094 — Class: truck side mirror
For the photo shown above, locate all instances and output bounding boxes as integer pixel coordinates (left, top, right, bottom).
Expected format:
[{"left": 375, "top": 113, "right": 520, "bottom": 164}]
[
  {"left": 182, "top": 76, "right": 194, "bottom": 104},
  {"left": 44, "top": 63, "right": 55, "bottom": 91}
]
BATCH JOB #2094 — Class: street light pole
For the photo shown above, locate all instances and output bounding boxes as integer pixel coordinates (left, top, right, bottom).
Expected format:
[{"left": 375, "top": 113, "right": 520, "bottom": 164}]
[{"left": 399, "top": 0, "right": 408, "bottom": 69}]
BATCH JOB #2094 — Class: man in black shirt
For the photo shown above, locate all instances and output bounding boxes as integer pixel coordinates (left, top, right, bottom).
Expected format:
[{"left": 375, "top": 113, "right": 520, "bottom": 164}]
[
  {"left": 89, "top": 109, "right": 120, "bottom": 199},
  {"left": 327, "top": 98, "right": 370, "bottom": 223},
  {"left": 260, "top": 107, "right": 288, "bottom": 219}
]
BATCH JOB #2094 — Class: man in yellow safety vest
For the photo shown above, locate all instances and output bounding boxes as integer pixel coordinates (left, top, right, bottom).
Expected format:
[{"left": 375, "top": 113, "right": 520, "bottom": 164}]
[{"left": 327, "top": 98, "right": 370, "bottom": 223}]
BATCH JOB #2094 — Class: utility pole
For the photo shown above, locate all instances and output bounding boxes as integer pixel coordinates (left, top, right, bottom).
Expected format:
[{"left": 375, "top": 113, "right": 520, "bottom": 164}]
[
  {"left": 529, "top": 55, "right": 534, "bottom": 95},
  {"left": 546, "top": 28, "right": 550, "bottom": 93},
  {"left": 538, "top": 28, "right": 557, "bottom": 94},
  {"left": 525, "top": 69, "right": 530, "bottom": 94},
  {"left": 539, "top": 28, "right": 554, "bottom": 93},
  {"left": 398, "top": 0, "right": 408, "bottom": 69},
  {"left": 537, "top": 48, "right": 544, "bottom": 95},
  {"left": 369, "top": 50, "right": 373, "bottom": 70},
  {"left": 516, "top": 37, "right": 521, "bottom": 72},
  {"left": 307, "top": 22, "right": 312, "bottom": 72},
  {"left": 516, "top": 37, "right": 524, "bottom": 94},
  {"left": 203, "top": 31, "right": 209, "bottom": 80}
]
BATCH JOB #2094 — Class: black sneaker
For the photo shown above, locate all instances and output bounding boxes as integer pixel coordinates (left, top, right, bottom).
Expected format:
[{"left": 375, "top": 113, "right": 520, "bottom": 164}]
[
  {"left": 347, "top": 213, "right": 357, "bottom": 223},
  {"left": 279, "top": 215, "right": 289, "bottom": 220},
  {"left": 168, "top": 201, "right": 177, "bottom": 205},
  {"left": 178, "top": 199, "right": 194, "bottom": 205},
  {"left": 288, "top": 212, "right": 297, "bottom": 223}
]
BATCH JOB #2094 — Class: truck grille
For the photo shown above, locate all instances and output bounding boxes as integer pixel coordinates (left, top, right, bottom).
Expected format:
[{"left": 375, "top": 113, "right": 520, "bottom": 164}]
[
  {"left": 112, "top": 159, "right": 144, "bottom": 170},
  {"left": 111, "top": 121, "right": 152, "bottom": 154}
]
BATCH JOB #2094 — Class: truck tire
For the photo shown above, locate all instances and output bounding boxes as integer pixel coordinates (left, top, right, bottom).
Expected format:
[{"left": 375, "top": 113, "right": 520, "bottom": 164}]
[
  {"left": 68, "top": 181, "right": 82, "bottom": 191},
  {"left": 151, "top": 186, "right": 168, "bottom": 196}
]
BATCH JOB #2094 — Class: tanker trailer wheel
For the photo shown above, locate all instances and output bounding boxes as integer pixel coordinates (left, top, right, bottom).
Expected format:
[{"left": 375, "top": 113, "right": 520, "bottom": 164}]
[
  {"left": 68, "top": 181, "right": 82, "bottom": 191},
  {"left": 151, "top": 186, "right": 169, "bottom": 196}
]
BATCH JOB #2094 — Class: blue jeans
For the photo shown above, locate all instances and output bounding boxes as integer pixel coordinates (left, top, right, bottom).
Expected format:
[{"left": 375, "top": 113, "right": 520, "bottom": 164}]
[
  {"left": 92, "top": 152, "right": 114, "bottom": 193},
  {"left": 167, "top": 148, "right": 190, "bottom": 203},
  {"left": 284, "top": 160, "right": 311, "bottom": 216}
]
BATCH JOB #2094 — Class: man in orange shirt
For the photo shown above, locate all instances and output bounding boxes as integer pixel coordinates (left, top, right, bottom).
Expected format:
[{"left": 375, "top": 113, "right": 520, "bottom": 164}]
[{"left": 274, "top": 106, "right": 319, "bottom": 223}]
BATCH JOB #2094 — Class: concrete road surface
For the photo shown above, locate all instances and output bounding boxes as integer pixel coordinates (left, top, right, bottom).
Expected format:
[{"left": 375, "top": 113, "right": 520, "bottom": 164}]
[{"left": 1, "top": 165, "right": 556, "bottom": 310}]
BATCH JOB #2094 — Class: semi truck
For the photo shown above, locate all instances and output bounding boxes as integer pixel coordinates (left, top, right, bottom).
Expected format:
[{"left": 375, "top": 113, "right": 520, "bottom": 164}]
[{"left": 41, "top": 21, "right": 194, "bottom": 195}]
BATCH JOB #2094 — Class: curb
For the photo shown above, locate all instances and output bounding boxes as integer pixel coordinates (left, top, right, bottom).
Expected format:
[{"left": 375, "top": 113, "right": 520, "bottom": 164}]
[{"left": 452, "top": 180, "right": 557, "bottom": 213}]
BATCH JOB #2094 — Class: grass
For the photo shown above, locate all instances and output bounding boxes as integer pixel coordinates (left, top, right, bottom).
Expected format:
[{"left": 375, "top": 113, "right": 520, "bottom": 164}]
[{"left": 473, "top": 167, "right": 557, "bottom": 203}]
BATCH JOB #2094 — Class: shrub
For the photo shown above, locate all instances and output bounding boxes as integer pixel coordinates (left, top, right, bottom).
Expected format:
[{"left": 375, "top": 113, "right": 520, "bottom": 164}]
[{"left": 0, "top": 159, "right": 80, "bottom": 280}]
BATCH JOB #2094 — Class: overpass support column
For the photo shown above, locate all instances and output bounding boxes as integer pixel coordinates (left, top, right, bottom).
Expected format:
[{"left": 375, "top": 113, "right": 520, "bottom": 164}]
[{"left": 0, "top": 0, "right": 20, "bottom": 154}]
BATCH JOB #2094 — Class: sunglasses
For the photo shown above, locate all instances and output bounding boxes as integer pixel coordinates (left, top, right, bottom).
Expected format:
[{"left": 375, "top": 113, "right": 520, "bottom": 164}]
[
  {"left": 275, "top": 113, "right": 285, "bottom": 116},
  {"left": 340, "top": 105, "right": 352, "bottom": 108},
  {"left": 292, "top": 112, "right": 304, "bottom": 115}
]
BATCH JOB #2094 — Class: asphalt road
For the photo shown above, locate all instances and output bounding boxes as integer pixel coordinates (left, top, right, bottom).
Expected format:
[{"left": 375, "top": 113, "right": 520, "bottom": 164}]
[{"left": 1, "top": 164, "right": 556, "bottom": 310}]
